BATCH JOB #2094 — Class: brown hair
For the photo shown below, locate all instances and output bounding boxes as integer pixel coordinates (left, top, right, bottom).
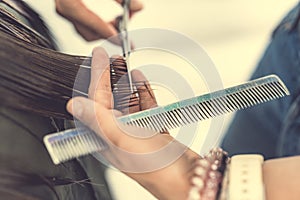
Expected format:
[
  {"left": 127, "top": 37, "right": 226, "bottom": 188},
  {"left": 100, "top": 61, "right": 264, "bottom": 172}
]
[
  {"left": 0, "top": 1, "right": 69, "bottom": 199},
  {"left": 0, "top": 1, "right": 92, "bottom": 119},
  {"left": 0, "top": 170, "right": 59, "bottom": 200},
  {"left": 0, "top": 0, "right": 135, "bottom": 119},
  {"left": 0, "top": 30, "right": 92, "bottom": 118}
]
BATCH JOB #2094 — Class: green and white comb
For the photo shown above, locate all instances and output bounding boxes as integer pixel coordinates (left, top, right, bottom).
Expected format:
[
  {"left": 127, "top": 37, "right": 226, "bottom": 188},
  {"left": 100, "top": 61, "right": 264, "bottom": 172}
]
[{"left": 44, "top": 75, "right": 289, "bottom": 164}]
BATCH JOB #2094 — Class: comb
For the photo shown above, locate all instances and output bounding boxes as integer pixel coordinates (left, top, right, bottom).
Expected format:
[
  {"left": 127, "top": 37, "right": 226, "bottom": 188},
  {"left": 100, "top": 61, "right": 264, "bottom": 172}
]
[
  {"left": 118, "top": 74, "right": 289, "bottom": 132},
  {"left": 44, "top": 74, "right": 289, "bottom": 164},
  {"left": 44, "top": 128, "right": 106, "bottom": 165}
]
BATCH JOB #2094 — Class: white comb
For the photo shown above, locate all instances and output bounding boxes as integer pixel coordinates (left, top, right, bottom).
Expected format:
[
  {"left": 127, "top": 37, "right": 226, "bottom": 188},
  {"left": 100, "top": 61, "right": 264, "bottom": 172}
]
[
  {"left": 44, "top": 128, "right": 107, "bottom": 165},
  {"left": 44, "top": 74, "right": 289, "bottom": 164},
  {"left": 118, "top": 74, "right": 289, "bottom": 132}
]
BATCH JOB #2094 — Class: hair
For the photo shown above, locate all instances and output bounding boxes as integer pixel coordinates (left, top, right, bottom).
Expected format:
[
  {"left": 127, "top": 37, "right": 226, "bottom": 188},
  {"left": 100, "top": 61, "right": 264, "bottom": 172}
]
[
  {"left": 0, "top": 1, "right": 143, "bottom": 199},
  {"left": 0, "top": 169, "right": 60, "bottom": 200},
  {"left": 0, "top": 0, "right": 94, "bottom": 119},
  {"left": 0, "top": 30, "right": 92, "bottom": 118},
  {"left": 0, "top": 0, "right": 135, "bottom": 119},
  {"left": 0, "top": 1, "right": 94, "bottom": 199}
]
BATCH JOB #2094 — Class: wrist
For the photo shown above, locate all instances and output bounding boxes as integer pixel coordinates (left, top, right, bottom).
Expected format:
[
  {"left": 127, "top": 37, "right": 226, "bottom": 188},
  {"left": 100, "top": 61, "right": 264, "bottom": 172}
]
[{"left": 127, "top": 147, "right": 199, "bottom": 200}]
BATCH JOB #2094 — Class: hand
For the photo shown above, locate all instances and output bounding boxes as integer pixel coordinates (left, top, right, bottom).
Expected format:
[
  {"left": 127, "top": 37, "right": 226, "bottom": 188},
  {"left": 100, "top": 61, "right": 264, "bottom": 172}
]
[
  {"left": 66, "top": 47, "right": 199, "bottom": 200},
  {"left": 55, "top": 0, "right": 143, "bottom": 41}
]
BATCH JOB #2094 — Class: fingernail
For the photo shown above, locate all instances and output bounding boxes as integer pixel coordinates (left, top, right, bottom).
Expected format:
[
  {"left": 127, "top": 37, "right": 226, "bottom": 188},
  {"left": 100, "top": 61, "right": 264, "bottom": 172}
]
[{"left": 72, "top": 99, "right": 84, "bottom": 118}]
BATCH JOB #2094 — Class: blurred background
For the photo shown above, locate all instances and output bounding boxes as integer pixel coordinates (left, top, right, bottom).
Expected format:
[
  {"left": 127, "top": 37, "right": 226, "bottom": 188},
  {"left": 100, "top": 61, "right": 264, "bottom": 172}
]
[{"left": 26, "top": 0, "right": 299, "bottom": 199}]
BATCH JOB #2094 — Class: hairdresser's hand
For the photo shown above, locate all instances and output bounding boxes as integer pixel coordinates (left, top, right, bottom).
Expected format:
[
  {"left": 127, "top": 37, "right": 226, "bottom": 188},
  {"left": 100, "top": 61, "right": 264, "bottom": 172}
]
[
  {"left": 67, "top": 47, "right": 199, "bottom": 200},
  {"left": 55, "top": 0, "right": 143, "bottom": 41}
]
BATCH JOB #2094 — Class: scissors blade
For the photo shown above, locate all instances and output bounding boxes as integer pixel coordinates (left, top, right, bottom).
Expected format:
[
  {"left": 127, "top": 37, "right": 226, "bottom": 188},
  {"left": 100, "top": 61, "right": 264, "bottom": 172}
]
[{"left": 118, "top": 0, "right": 133, "bottom": 93}]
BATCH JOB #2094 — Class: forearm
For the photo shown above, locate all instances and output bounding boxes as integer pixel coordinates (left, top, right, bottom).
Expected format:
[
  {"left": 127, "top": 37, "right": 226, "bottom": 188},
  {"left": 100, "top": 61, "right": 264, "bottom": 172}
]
[
  {"left": 126, "top": 149, "right": 197, "bottom": 200},
  {"left": 100, "top": 129, "right": 197, "bottom": 200},
  {"left": 127, "top": 159, "right": 191, "bottom": 200},
  {"left": 263, "top": 156, "right": 300, "bottom": 200}
]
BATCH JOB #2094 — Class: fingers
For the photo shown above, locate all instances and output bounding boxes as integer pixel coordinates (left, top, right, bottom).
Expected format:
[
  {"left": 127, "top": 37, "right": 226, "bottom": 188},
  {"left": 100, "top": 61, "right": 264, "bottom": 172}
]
[
  {"left": 72, "top": 23, "right": 116, "bottom": 41},
  {"left": 89, "top": 47, "right": 113, "bottom": 109},
  {"left": 55, "top": 0, "right": 118, "bottom": 40},
  {"left": 90, "top": 47, "right": 111, "bottom": 93},
  {"left": 66, "top": 96, "right": 160, "bottom": 149},
  {"left": 55, "top": 0, "right": 143, "bottom": 41},
  {"left": 67, "top": 97, "right": 101, "bottom": 133},
  {"left": 131, "top": 70, "right": 157, "bottom": 111},
  {"left": 128, "top": 93, "right": 141, "bottom": 114},
  {"left": 129, "top": 0, "right": 144, "bottom": 13},
  {"left": 66, "top": 96, "right": 178, "bottom": 158},
  {"left": 131, "top": 70, "right": 171, "bottom": 134},
  {"left": 115, "top": 0, "right": 144, "bottom": 13},
  {"left": 67, "top": 96, "right": 124, "bottom": 140}
]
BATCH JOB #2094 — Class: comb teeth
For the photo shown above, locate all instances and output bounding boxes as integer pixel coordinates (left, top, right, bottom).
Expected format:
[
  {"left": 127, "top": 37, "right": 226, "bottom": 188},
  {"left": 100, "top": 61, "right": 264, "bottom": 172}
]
[
  {"left": 118, "top": 75, "right": 290, "bottom": 132},
  {"left": 44, "top": 75, "right": 289, "bottom": 164},
  {"left": 43, "top": 129, "right": 106, "bottom": 165}
]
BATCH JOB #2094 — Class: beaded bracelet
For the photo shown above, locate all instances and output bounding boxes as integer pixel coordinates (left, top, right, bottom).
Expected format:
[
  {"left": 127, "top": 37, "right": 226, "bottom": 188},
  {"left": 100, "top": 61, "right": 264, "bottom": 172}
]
[
  {"left": 187, "top": 150, "right": 265, "bottom": 200},
  {"left": 188, "top": 148, "right": 229, "bottom": 200}
]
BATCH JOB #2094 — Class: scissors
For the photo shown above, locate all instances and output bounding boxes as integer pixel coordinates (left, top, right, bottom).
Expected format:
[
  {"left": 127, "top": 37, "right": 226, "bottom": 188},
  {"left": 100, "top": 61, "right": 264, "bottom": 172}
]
[{"left": 117, "top": 0, "right": 134, "bottom": 93}]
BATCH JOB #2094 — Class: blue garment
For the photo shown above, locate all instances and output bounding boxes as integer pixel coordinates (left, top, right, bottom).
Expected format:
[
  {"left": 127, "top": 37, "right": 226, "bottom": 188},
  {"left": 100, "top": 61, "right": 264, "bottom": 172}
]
[{"left": 221, "top": 2, "right": 300, "bottom": 159}]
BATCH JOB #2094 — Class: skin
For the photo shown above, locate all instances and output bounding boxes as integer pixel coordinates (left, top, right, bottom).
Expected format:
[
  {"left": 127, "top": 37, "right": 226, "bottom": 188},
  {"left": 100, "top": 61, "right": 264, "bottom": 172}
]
[
  {"left": 67, "top": 47, "right": 199, "bottom": 200},
  {"left": 66, "top": 48, "right": 300, "bottom": 199},
  {"left": 54, "top": 0, "right": 143, "bottom": 41},
  {"left": 263, "top": 156, "right": 300, "bottom": 200}
]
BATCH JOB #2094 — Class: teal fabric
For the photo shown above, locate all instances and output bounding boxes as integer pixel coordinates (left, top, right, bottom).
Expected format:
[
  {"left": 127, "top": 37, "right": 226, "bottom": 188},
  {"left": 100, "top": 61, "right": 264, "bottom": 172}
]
[{"left": 221, "top": 2, "right": 300, "bottom": 159}]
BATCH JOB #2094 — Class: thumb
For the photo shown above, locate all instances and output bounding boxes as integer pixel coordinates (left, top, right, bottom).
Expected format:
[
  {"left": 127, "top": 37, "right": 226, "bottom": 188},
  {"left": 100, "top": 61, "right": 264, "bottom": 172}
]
[
  {"left": 67, "top": 97, "right": 123, "bottom": 142},
  {"left": 67, "top": 97, "right": 100, "bottom": 133}
]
